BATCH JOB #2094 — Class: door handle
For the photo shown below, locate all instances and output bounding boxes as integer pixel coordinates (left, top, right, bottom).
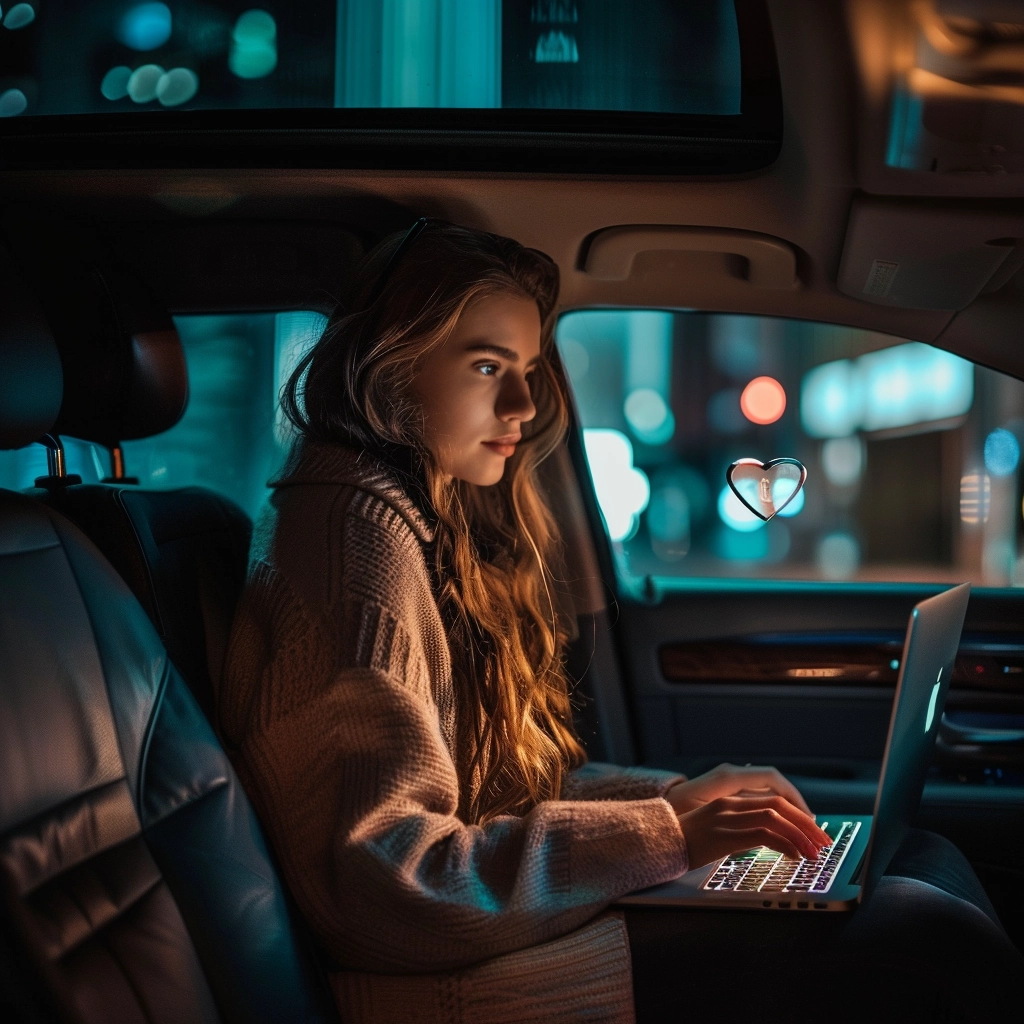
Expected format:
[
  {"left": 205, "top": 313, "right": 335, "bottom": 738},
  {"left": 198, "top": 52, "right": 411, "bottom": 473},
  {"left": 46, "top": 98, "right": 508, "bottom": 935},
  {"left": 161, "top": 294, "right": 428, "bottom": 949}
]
[{"left": 584, "top": 225, "right": 800, "bottom": 289}]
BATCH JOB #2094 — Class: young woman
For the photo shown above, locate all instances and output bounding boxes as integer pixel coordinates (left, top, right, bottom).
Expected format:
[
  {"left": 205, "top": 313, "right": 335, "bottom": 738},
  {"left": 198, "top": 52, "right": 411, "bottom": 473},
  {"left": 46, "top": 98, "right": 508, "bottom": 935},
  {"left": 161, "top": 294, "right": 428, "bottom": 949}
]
[{"left": 220, "top": 221, "right": 1021, "bottom": 1024}]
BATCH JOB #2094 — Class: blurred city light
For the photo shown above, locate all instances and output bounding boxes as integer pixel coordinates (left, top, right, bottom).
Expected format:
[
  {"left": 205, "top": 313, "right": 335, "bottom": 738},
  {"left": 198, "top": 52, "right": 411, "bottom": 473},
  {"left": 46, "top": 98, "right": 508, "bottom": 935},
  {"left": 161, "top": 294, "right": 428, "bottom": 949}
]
[
  {"left": 801, "top": 359, "right": 862, "bottom": 438},
  {"left": 118, "top": 3, "right": 172, "bottom": 51},
  {"left": 960, "top": 472, "right": 991, "bottom": 524},
  {"left": 583, "top": 429, "right": 650, "bottom": 542},
  {"left": 816, "top": 532, "right": 860, "bottom": 579},
  {"left": 4, "top": 3, "right": 36, "bottom": 30},
  {"left": 230, "top": 10, "right": 278, "bottom": 79},
  {"left": 821, "top": 436, "right": 864, "bottom": 486},
  {"left": 801, "top": 343, "right": 972, "bottom": 438},
  {"left": 156, "top": 68, "right": 199, "bottom": 107},
  {"left": 718, "top": 483, "right": 764, "bottom": 533},
  {"left": 740, "top": 375, "right": 786, "bottom": 425},
  {"left": 624, "top": 387, "right": 675, "bottom": 445},
  {"left": 773, "top": 476, "right": 805, "bottom": 517},
  {"left": 716, "top": 524, "right": 770, "bottom": 560},
  {"left": 127, "top": 64, "right": 164, "bottom": 103},
  {"left": 984, "top": 428, "right": 1020, "bottom": 477},
  {"left": 101, "top": 66, "right": 133, "bottom": 100},
  {"left": 0, "top": 88, "right": 27, "bottom": 117}
]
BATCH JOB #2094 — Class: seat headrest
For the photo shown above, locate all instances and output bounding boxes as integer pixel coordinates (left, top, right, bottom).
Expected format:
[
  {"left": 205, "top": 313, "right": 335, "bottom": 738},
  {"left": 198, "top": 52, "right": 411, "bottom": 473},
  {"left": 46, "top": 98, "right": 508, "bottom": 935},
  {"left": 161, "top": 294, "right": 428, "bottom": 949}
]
[
  {"left": 3, "top": 205, "right": 188, "bottom": 447},
  {"left": 0, "top": 253, "right": 62, "bottom": 451},
  {"left": 54, "top": 326, "right": 188, "bottom": 446}
]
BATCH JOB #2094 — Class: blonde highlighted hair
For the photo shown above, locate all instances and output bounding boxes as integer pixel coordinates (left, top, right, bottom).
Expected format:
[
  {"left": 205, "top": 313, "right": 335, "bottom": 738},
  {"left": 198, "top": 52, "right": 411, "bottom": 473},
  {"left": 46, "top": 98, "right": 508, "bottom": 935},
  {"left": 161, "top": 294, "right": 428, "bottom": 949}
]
[{"left": 282, "top": 222, "right": 586, "bottom": 822}]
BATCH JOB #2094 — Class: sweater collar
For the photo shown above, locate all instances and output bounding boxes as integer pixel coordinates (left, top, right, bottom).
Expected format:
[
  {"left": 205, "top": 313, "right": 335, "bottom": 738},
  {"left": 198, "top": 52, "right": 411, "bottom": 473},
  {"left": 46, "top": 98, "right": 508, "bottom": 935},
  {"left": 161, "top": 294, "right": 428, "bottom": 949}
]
[{"left": 271, "top": 440, "right": 436, "bottom": 544}]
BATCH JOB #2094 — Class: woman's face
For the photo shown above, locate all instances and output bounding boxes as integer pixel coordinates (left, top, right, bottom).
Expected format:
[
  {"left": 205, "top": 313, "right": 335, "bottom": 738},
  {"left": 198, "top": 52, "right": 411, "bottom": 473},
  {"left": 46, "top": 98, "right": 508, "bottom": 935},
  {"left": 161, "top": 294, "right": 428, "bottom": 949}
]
[{"left": 411, "top": 290, "right": 540, "bottom": 486}]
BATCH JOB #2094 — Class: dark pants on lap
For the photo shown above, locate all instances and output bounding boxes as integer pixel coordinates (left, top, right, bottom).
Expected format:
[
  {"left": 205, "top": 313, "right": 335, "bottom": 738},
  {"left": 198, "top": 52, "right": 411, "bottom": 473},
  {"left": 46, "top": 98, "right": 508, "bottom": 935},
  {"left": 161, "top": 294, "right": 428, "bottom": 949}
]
[{"left": 625, "top": 830, "right": 1024, "bottom": 1024}]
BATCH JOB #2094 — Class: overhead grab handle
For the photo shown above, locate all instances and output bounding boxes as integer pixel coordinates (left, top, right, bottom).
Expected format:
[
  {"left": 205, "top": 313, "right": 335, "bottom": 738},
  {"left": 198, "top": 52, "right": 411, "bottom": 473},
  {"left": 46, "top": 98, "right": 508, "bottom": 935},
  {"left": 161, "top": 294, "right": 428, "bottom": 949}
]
[{"left": 583, "top": 225, "right": 800, "bottom": 289}]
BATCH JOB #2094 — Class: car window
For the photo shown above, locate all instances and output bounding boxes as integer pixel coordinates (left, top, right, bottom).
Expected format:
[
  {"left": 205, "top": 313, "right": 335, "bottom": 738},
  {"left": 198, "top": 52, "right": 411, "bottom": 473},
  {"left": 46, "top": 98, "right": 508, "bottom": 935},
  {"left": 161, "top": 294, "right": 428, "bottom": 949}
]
[
  {"left": 0, "top": 310, "right": 327, "bottom": 520},
  {"left": 0, "top": 1, "right": 739, "bottom": 117},
  {"left": 557, "top": 309, "right": 1024, "bottom": 589}
]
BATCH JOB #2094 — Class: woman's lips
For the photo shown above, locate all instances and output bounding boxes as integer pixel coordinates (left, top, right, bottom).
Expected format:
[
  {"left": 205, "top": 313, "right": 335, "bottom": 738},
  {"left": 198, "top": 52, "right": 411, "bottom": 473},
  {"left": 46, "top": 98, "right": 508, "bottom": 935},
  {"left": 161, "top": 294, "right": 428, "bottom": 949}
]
[{"left": 482, "top": 436, "right": 520, "bottom": 458}]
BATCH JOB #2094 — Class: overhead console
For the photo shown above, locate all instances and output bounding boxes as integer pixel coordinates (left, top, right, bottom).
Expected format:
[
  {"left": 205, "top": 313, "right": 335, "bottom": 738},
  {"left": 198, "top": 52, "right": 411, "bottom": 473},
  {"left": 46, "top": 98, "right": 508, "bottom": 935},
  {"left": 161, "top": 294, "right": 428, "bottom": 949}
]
[{"left": 848, "top": 0, "right": 1024, "bottom": 197}]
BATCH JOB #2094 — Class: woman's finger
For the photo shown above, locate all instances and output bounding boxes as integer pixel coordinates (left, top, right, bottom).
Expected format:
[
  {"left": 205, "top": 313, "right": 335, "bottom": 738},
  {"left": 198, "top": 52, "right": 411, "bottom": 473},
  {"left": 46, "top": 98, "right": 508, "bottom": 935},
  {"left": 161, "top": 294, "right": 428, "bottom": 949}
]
[
  {"left": 720, "top": 795, "right": 831, "bottom": 849},
  {"left": 719, "top": 825, "right": 808, "bottom": 863},
  {"left": 722, "top": 809, "right": 824, "bottom": 860}
]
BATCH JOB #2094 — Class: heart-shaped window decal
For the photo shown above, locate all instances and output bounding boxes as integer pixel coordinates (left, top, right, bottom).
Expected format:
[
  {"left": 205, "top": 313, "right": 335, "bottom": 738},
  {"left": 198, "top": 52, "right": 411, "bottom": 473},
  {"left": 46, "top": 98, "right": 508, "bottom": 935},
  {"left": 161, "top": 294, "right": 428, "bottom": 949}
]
[{"left": 726, "top": 458, "right": 807, "bottom": 522}]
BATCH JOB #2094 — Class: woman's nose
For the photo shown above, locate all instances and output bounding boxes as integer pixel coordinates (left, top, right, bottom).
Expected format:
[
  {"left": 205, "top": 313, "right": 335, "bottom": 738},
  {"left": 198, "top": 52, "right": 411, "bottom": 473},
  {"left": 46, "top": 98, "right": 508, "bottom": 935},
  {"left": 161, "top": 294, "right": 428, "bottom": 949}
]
[{"left": 497, "top": 371, "right": 536, "bottom": 423}]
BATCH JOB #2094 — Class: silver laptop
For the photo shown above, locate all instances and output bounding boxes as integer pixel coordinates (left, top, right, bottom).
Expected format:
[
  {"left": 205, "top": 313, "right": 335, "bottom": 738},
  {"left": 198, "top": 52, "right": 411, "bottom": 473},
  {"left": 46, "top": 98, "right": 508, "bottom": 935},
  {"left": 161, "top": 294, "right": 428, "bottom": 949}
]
[{"left": 618, "top": 582, "right": 971, "bottom": 912}]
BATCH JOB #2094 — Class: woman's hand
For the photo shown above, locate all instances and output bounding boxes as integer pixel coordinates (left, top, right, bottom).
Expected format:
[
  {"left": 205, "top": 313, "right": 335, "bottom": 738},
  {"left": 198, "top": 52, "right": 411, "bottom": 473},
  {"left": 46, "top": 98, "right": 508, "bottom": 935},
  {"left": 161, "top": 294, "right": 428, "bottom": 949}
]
[
  {"left": 665, "top": 762, "right": 813, "bottom": 817},
  {"left": 665, "top": 763, "right": 831, "bottom": 868},
  {"left": 676, "top": 793, "right": 832, "bottom": 868}
]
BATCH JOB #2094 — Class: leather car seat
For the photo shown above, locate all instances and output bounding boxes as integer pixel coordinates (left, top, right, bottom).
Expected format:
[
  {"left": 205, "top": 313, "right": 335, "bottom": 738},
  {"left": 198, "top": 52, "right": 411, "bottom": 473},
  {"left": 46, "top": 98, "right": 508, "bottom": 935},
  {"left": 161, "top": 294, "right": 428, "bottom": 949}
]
[
  {"left": 7, "top": 225, "right": 252, "bottom": 728},
  {"left": 0, "top": 268, "right": 337, "bottom": 1022}
]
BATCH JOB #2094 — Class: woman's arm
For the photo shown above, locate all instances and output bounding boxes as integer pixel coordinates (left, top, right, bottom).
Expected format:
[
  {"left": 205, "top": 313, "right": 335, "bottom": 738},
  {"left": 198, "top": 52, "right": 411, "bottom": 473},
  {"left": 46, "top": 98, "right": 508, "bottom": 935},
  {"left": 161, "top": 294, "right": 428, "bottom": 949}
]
[
  {"left": 237, "top": 659, "right": 686, "bottom": 975},
  {"left": 561, "top": 760, "right": 685, "bottom": 802},
  {"left": 224, "top": 503, "right": 687, "bottom": 976}
]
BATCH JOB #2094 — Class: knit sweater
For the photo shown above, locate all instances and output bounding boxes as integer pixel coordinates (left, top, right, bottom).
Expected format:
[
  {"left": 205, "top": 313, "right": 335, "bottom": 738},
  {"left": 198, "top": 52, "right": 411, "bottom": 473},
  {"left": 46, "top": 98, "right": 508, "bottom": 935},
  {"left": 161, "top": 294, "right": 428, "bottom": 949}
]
[{"left": 219, "top": 441, "right": 688, "bottom": 1024}]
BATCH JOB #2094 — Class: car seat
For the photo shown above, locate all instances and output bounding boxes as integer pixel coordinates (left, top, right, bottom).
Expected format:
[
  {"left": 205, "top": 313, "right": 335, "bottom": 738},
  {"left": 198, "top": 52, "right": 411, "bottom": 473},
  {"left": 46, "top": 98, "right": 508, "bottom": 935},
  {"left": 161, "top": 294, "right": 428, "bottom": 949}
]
[
  {"left": 1, "top": 217, "right": 252, "bottom": 729},
  {"left": 29, "top": 321, "right": 251, "bottom": 729},
  {"left": 0, "top": 265, "right": 337, "bottom": 1022}
]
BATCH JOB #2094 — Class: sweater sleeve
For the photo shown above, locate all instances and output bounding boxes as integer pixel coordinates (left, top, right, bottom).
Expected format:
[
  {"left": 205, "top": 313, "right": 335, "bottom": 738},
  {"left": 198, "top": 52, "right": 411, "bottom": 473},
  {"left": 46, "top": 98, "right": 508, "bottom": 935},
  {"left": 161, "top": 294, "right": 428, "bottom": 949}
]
[
  {"left": 240, "top": 659, "right": 686, "bottom": 975},
  {"left": 229, "top": 509, "right": 687, "bottom": 976},
  {"left": 561, "top": 761, "right": 686, "bottom": 802}
]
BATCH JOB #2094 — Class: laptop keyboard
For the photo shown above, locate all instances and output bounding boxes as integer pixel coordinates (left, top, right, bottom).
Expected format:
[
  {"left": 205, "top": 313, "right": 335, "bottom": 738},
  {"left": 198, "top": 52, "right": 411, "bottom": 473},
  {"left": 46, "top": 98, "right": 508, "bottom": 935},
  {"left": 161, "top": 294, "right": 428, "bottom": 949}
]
[{"left": 702, "top": 820, "right": 861, "bottom": 894}]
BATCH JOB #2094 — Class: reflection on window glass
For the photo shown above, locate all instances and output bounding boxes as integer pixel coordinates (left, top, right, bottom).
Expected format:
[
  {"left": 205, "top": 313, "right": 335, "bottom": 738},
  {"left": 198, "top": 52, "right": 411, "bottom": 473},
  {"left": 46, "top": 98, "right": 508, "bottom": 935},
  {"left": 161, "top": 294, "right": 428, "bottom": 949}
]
[
  {"left": 557, "top": 310, "right": 1024, "bottom": 588},
  {"left": 0, "top": 1, "right": 739, "bottom": 118}
]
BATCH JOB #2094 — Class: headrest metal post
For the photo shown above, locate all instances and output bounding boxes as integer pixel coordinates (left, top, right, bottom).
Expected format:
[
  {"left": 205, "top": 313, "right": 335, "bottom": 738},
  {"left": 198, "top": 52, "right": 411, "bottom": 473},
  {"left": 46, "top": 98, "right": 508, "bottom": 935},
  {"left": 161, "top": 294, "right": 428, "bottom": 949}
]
[
  {"left": 109, "top": 444, "right": 125, "bottom": 481},
  {"left": 39, "top": 434, "right": 67, "bottom": 479}
]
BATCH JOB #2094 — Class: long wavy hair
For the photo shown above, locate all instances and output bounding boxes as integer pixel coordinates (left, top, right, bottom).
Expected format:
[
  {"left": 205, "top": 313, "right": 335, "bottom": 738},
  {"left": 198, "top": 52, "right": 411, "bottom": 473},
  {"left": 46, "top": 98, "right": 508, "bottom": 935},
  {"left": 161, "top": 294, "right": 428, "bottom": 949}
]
[{"left": 281, "top": 222, "right": 586, "bottom": 823}]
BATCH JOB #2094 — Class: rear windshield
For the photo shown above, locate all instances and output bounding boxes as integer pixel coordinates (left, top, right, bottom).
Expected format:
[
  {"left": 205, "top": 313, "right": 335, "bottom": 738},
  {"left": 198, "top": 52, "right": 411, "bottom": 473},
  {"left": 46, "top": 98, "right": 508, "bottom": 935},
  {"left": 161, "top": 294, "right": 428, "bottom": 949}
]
[
  {"left": 558, "top": 309, "right": 1024, "bottom": 589},
  {"left": 0, "top": 1, "right": 740, "bottom": 118}
]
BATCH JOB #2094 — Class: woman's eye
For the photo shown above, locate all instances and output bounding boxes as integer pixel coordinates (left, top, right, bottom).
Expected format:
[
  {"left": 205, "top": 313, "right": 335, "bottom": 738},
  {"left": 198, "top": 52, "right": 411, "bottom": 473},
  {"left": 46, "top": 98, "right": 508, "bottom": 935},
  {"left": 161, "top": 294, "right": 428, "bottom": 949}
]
[{"left": 477, "top": 363, "right": 499, "bottom": 376}]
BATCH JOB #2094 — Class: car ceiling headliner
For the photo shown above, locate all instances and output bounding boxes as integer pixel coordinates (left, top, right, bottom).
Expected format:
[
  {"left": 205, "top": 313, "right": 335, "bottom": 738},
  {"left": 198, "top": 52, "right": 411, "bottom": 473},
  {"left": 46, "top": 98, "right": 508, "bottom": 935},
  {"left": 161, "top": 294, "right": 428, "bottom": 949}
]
[{"left": 0, "top": 0, "right": 1022, "bottom": 378}]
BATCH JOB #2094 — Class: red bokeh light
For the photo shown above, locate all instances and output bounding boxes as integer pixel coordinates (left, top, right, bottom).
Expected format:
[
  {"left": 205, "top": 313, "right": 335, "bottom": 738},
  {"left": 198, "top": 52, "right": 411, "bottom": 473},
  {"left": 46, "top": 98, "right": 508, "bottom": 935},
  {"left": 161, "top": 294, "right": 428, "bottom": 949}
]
[{"left": 740, "top": 376, "right": 786, "bottom": 425}]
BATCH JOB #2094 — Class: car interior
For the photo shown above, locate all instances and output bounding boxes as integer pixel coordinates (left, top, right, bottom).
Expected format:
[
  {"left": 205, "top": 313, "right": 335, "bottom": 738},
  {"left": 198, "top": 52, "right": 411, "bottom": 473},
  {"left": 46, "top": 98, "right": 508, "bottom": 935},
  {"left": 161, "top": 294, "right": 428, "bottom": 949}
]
[{"left": 2, "top": 1, "right": 1023, "bottom": 1020}]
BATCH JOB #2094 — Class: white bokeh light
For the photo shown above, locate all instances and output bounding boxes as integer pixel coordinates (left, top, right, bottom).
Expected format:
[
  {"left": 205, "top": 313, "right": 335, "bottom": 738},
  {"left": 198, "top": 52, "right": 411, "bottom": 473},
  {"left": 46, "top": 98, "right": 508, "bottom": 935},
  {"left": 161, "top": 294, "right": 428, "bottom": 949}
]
[{"left": 583, "top": 429, "right": 650, "bottom": 542}]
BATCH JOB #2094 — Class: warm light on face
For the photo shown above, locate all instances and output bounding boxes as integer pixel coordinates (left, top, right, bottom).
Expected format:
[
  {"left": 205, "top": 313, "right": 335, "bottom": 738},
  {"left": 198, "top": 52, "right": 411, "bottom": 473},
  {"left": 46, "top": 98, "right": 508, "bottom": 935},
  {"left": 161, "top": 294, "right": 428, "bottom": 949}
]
[
  {"left": 740, "top": 376, "right": 786, "bottom": 425},
  {"left": 411, "top": 293, "right": 540, "bottom": 487}
]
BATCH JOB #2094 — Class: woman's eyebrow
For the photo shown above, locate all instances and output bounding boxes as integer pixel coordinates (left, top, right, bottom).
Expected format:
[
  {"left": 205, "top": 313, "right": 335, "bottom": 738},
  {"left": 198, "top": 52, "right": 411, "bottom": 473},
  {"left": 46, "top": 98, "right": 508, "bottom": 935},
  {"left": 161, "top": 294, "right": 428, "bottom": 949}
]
[{"left": 464, "top": 343, "right": 540, "bottom": 366}]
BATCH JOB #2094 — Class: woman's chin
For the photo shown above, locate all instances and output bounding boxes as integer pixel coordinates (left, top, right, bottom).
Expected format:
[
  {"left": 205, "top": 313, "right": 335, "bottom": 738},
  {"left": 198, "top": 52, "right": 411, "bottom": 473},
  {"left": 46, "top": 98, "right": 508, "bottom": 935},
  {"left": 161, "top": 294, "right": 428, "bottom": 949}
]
[{"left": 452, "top": 458, "right": 507, "bottom": 487}]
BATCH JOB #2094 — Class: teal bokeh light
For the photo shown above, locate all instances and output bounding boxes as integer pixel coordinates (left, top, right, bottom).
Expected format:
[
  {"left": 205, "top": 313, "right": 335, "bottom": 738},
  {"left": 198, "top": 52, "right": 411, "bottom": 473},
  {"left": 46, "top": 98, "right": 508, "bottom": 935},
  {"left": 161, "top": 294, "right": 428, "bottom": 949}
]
[
  {"left": 983, "top": 428, "right": 1020, "bottom": 477},
  {"left": 118, "top": 3, "right": 172, "bottom": 51}
]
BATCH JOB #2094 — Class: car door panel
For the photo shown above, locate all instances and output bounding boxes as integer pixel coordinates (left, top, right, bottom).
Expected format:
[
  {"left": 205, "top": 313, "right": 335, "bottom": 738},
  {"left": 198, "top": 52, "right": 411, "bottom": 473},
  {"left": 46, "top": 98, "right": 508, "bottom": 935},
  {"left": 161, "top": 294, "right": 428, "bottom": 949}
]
[{"left": 614, "top": 586, "right": 1024, "bottom": 872}]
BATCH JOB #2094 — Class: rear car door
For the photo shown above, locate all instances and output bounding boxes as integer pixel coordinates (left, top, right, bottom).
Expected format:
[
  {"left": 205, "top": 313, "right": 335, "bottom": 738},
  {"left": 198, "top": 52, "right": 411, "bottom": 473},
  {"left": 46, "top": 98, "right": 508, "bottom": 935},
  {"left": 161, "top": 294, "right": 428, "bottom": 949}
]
[{"left": 557, "top": 308, "right": 1024, "bottom": 944}]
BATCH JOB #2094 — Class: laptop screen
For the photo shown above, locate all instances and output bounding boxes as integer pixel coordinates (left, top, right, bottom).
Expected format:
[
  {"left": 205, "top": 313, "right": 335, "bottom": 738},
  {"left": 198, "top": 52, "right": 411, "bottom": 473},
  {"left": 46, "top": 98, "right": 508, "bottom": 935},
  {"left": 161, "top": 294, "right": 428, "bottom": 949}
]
[{"left": 861, "top": 583, "right": 971, "bottom": 899}]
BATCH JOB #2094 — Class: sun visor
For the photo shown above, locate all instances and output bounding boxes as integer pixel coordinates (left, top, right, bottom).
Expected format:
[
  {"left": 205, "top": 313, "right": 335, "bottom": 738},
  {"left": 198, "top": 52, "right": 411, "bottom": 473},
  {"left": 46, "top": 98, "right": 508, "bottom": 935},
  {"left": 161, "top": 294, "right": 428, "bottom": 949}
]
[
  {"left": 837, "top": 197, "right": 1024, "bottom": 310},
  {"left": 1, "top": 206, "right": 187, "bottom": 446}
]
